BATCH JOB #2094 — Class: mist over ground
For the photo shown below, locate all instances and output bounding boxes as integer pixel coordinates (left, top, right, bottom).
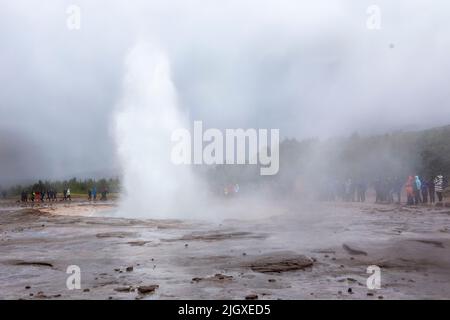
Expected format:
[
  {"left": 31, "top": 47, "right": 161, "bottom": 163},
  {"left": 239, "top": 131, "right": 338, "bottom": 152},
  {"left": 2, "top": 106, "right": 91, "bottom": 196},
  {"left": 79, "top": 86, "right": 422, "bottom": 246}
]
[{"left": 1, "top": 1, "right": 450, "bottom": 185}]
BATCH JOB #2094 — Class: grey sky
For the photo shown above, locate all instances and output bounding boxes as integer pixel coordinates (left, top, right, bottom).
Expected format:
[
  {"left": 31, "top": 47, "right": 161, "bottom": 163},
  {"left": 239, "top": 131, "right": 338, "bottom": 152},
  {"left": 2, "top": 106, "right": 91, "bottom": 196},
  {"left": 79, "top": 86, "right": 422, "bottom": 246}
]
[{"left": 1, "top": 0, "right": 450, "bottom": 184}]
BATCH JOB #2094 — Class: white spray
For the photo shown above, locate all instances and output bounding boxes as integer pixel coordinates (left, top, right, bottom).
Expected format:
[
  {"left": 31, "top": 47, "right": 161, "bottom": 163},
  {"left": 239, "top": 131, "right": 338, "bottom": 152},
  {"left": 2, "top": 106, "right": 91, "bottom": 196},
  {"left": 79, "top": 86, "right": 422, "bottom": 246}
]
[{"left": 114, "top": 42, "right": 207, "bottom": 219}]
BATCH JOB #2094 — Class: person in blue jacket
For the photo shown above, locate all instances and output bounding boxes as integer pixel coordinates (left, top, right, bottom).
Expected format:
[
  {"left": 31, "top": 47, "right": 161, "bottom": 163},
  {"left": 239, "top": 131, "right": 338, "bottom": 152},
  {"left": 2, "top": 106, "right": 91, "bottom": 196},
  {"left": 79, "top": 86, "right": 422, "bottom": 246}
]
[
  {"left": 420, "top": 177, "right": 428, "bottom": 203},
  {"left": 413, "top": 176, "right": 422, "bottom": 205},
  {"left": 92, "top": 186, "right": 97, "bottom": 201}
]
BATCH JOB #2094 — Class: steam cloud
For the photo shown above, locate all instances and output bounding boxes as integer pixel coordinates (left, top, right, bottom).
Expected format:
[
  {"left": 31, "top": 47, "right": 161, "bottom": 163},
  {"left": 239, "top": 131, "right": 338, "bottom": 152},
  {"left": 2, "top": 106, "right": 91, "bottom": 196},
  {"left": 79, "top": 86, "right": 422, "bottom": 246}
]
[{"left": 114, "top": 42, "right": 208, "bottom": 218}]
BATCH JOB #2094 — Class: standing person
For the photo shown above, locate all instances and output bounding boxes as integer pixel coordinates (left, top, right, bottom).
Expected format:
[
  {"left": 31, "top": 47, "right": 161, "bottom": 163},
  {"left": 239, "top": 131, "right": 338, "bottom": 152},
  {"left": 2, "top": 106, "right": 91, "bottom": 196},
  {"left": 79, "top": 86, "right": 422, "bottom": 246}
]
[
  {"left": 374, "top": 179, "right": 382, "bottom": 203},
  {"left": 40, "top": 191, "right": 45, "bottom": 202},
  {"left": 381, "top": 178, "right": 390, "bottom": 202},
  {"left": 405, "top": 176, "right": 414, "bottom": 205},
  {"left": 356, "top": 180, "right": 367, "bottom": 202},
  {"left": 63, "top": 189, "right": 67, "bottom": 201},
  {"left": 421, "top": 178, "right": 428, "bottom": 204},
  {"left": 393, "top": 176, "right": 403, "bottom": 204},
  {"left": 66, "top": 188, "right": 71, "bottom": 201},
  {"left": 344, "top": 178, "right": 353, "bottom": 202},
  {"left": 434, "top": 174, "right": 445, "bottom": 202},
  {"left": 387, "top": 177, "right": 395, "bottom": 203},
  {"left": 428, "top": 178, "right": 435, "bottom": 203},
  {"left": 88, "top": 189, "right": 92, "bottom": 201},
  {"left": 92, "top": 186, "right": 97, "bottom": 201},
  {"left": 101, "top": 188, "right": 108, "bottom": 201},
  {"left": 413, "top": 176, "right": 422, "bottom": 205},
  {"left": 30, "top": 191, "right": 35, "bottom": 202},
  {"left": 349, "top": 179, "right": 356, "bottom": 202}
]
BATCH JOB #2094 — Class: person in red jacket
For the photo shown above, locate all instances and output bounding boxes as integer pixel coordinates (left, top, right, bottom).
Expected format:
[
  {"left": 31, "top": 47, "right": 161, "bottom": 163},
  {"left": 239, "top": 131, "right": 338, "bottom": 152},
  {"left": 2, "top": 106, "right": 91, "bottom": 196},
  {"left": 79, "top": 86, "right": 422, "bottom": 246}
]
[{"left": 405, "top": 176, "right": 414, "bottom": 205}]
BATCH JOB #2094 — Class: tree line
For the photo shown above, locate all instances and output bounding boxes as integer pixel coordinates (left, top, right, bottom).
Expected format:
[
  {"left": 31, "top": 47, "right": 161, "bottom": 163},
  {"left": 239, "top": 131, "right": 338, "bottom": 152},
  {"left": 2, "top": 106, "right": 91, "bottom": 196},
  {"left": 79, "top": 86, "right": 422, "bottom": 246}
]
[
  {"left": 2, "top": 125, "right": 450, "bottom": 199},
  {"left": 1, "top": 177, "right": 120, "bottom": 197}
]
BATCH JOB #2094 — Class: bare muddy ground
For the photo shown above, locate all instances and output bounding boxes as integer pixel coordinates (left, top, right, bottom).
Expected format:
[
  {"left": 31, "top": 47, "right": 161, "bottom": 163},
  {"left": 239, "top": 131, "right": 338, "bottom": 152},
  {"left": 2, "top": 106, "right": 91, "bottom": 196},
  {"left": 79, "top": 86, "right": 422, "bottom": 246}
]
[{"left": 1, "top": 199, "right": 450, "bottom": 300}]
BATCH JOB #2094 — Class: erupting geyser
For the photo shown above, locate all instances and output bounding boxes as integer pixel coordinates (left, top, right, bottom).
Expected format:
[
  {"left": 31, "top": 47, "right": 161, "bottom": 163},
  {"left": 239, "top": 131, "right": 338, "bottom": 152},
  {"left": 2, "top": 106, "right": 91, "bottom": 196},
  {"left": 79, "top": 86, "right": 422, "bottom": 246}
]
[{"left": 114, "top": 42, "right": 207, "bottom": 218}]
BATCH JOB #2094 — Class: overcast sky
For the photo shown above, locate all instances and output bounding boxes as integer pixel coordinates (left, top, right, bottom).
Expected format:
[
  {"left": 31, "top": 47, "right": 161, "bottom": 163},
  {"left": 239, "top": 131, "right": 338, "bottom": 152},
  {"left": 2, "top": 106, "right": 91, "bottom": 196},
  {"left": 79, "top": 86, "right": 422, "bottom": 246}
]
[{"left": 1, "top": 0, "right": 450, "bottom": 184}]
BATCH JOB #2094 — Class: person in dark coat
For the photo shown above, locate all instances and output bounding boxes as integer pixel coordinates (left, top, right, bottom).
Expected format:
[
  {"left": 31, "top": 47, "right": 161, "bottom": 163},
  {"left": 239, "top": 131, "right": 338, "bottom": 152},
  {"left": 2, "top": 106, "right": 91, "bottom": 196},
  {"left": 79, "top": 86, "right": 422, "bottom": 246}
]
[
  {"left": 420, "top": 178, "right": 428, "bottom": 204},
  {"left": 356, "top": 180, "right": 367, "bottom": 202},
  {"left": 428, "top": 178, "right": 435, "bottom": 203}
]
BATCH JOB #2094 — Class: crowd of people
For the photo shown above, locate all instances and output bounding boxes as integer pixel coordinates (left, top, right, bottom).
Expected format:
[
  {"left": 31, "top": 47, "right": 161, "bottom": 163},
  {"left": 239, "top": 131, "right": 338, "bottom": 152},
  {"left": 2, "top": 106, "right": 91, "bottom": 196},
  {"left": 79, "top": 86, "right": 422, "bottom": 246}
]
[
  {"left": 373, "top": 175, "right": 448, "bottom": 205},
  {"left": 320, "top": 174, "right": 448, "bottom": 205},
  {"left": 20, "top": 188, "right": 72, "bottom": 202},
  {"left": 404, "top": 175, "right": 447, "bottom": 205},
  {"left": 87, "top": 187, "right": 109, "bottom": 201},
  {"left": 14, "top": 174, "right": 448, "bottom": 206},
  {"left": 223, "top": 184, "right": 240, "bottom": 197},
  {"left": 19, "top": 187, "right": 109, "bottom": 203}
]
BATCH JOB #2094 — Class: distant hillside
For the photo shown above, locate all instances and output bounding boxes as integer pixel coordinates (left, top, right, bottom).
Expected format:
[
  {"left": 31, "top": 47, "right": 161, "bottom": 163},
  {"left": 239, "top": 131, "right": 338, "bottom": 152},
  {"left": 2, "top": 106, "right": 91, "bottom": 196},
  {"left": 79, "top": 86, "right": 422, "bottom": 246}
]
[
  {"left": 276, "top": 124, "right": 450, "bottom": 188},
  {"left": 202, "top": 124, "right": 450, "bottom": 194},
  {"left": 3, "top": 125, "right": 449, "bottom": 198}
]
